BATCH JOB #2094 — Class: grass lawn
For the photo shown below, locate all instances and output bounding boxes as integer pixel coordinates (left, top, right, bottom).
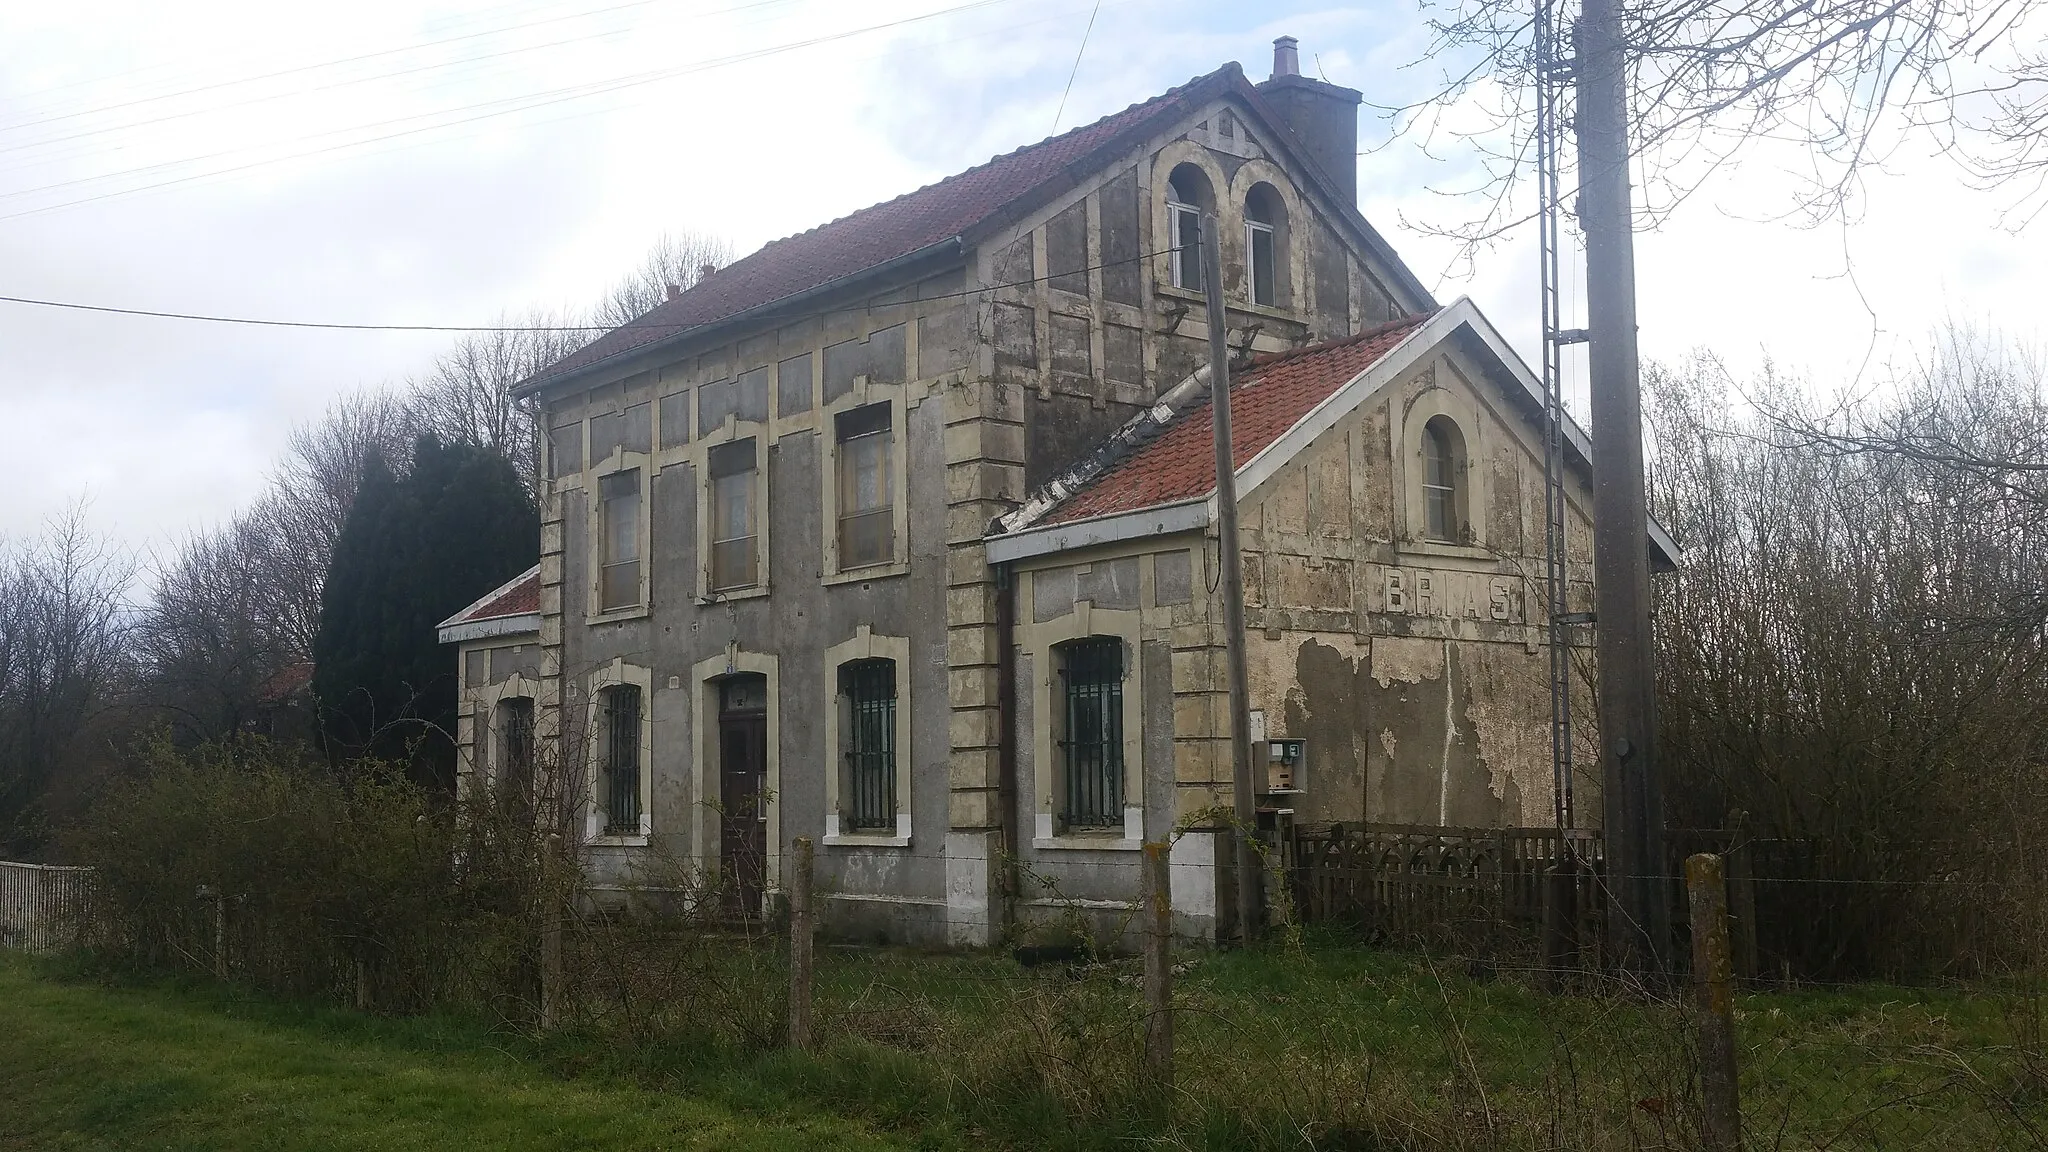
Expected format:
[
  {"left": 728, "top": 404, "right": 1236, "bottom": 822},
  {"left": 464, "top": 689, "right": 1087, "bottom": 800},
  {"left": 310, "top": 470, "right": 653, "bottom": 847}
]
[
  {"left": 0, "top": 954, "right": 905, "bottom": 1152},
  {"left": 5, "top": 941, "right": 2041, "bottom": 1151}
]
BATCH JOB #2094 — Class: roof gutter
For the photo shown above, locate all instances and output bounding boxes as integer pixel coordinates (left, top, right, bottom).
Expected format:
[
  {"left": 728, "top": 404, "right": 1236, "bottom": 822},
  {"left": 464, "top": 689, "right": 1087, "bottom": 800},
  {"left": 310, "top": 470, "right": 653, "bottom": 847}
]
[
  {"left": 514, "top": 236, "right": 967, "bottom": 399},
  {"left": 437, "top": 613, "right": 541, "bottom": 646},
  {"left": 985, "top": 498, "right": 1209, "bottom": 564}
]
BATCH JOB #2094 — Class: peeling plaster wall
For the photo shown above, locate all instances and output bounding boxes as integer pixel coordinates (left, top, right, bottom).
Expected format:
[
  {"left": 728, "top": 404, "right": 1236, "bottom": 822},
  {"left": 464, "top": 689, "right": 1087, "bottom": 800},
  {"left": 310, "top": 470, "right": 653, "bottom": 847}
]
[{"left": 1227, "top": 340, "right": 1604, "bottom": 829}]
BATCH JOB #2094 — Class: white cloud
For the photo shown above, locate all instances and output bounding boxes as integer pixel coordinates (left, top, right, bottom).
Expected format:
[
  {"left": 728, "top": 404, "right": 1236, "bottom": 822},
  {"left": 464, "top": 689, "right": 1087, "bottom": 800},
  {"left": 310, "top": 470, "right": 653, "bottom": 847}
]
[{"left": 1, "top": 0, "right": 2042, "bottom": 550}]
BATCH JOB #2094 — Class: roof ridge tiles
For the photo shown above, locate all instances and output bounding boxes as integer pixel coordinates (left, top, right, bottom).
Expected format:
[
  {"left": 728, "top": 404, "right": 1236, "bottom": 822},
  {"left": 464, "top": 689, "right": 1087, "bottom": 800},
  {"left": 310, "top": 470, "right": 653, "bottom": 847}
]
[
  {"left": 1239, "top": 312, "right": 1433, "bottom": 377},
  {"left": 519, "top": 63, "right": 1249, "bottom": 392}
]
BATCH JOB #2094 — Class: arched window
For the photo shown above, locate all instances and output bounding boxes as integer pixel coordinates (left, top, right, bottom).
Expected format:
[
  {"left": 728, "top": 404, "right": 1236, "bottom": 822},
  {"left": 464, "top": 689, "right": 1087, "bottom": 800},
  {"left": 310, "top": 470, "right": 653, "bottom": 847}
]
[
  {"left": 1244, "top": 182, "right": 1286, "bottom": 306},
  {"left": 1421, "top": 416, "right": 1465, "bottom": 542},
  {"left": 1166, "top": 164, "right": 1213, "bottom": 292}
]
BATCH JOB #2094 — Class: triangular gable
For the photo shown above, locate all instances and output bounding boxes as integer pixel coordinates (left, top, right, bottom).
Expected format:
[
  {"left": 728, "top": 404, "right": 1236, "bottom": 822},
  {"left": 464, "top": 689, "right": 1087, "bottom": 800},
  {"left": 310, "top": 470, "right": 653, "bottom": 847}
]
[
  {"left": 518, "top": 62, "right": 1439, "bottom": 395},
  {"left": 437, "top": 564, "right": 542, "bottom": 645}
]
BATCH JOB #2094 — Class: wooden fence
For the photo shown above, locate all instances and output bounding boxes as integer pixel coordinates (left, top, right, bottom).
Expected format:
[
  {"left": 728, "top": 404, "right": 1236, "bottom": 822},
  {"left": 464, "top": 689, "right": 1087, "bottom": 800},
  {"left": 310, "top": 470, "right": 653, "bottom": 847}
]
[{"left": 0, "top": 860, "right": 93, "bottom": 954}]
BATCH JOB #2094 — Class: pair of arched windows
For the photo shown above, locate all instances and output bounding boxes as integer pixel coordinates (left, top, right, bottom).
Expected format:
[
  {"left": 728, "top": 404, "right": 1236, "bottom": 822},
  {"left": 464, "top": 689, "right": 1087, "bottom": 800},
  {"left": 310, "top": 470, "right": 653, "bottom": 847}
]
[{"left": 1164, "top": 164, "right": 1284, "bottom": 306}]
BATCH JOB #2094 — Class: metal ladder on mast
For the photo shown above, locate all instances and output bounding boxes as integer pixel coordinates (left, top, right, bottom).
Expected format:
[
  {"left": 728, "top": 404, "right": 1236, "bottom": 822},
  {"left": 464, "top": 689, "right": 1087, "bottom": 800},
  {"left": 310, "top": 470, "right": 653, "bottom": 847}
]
[{"left": 1536, "top": 0, "right": 1584, "bottom": 835}]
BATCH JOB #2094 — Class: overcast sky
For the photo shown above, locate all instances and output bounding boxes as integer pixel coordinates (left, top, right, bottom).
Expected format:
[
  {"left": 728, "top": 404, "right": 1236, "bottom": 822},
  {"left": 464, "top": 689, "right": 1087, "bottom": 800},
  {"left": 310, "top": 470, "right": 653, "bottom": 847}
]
[{"left": 4, "top": 0, "right": 2043, "bottom": 552}]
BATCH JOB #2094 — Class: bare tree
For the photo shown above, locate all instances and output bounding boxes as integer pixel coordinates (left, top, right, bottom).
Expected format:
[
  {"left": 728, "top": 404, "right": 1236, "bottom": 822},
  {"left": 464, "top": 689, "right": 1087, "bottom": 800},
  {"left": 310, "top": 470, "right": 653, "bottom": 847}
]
[
  {"left": 405, "top": 310, "right": 585, "bottom": 498},
  {"left": 1397, "top": 0, "right": 2047, "bottom": 260},
  {"left": 132, "top": 517, "right": 299, "bottom": 746},
  {"left": 588, "top": 230, "right": 733, "bottom": 331},
  {"left": 0, "top": 504, "right": 134, "bottom": 856}
]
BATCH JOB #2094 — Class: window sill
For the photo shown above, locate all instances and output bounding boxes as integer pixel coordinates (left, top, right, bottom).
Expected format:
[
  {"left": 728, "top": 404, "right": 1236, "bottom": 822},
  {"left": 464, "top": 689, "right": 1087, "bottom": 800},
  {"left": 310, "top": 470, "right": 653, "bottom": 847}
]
[
  {"left": 1032, "top": 835, "right": 1143, "bottom": 852},
  {"left": 586, "top": 605, "right": 650, "bottom": 625},
  {"left": 1155, "top": 284, "right": 1303, "bottom": 326},
  {"left": 699, "top": 585, "right": 770, "bottom": 604},
  {"left": 586, "top": 833, "right": 650, "bottom": 848},
  {"left": 1396, "top": 539, "right": 1495, "bottom": 564},
  {"left": 822, "top": 561, "right": 909, "bottom": 587},
  {"left": 823, "top": 833, "right": 912, "bottom": 849}
]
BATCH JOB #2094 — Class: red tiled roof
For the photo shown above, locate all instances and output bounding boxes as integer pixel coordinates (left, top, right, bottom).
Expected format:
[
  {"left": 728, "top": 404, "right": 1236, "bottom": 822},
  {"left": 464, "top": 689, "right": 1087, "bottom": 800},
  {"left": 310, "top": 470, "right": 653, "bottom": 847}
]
[
  {"left": 527, "top": 65, "right": 1247, "bottom": 389},
  {"left": 1040, "top": 315, "right": 1432, "bottom": 526},
  {"left": 255, "top": 661, "right": 314, "bottom": 704},
  {"left": 444, "top": 565, "right": 541, "bottom": 626}
]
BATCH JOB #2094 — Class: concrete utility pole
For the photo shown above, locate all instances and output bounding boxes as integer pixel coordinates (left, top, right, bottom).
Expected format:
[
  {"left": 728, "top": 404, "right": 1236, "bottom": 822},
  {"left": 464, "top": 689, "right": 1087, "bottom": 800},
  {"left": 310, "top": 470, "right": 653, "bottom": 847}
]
[
  {"left": 1575, "top": 0, "right": 1669, "bottom": 972},
  {"left": 1200, "top": 213, "right": 1260, "bottom": 945}
]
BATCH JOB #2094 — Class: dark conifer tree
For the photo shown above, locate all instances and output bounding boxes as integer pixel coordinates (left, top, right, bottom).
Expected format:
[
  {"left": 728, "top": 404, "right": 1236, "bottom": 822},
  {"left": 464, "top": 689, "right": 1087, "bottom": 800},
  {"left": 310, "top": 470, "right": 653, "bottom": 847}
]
[{"left": 313, "top": 436, "right": 537, "bottom": 790}]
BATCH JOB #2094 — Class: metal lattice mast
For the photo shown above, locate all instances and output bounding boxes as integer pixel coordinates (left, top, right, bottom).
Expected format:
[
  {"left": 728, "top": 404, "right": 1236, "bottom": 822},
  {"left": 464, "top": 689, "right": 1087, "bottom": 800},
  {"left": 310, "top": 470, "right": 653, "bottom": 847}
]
[{"left": 1536, "top": 0, "right": 1583, "bottom": 832}]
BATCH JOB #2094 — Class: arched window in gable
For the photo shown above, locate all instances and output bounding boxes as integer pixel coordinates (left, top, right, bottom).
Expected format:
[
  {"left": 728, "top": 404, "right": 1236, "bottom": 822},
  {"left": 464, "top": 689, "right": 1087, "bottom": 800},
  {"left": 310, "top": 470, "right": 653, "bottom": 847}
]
[
  {"left": 1244, "top": 181, "right": 1288, "bottom": 306},
  {"left": 1166, "top": 163, "right": 1213, "bottom": 292},
  {"left": 1421, "top": 415, "right": 1468, "bottom": 543}
]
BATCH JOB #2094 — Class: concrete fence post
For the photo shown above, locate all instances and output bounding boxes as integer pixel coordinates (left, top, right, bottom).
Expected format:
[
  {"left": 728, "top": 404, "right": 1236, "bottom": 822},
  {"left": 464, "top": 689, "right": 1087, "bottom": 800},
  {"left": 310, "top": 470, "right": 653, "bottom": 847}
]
[
  {"left": 1142, "top": 840, "right": 1174, "bottom": 1092},
  {"left": 1686, "top": 852, "right": 1742, "bottom": 1152},
  {"left": 787, "top": 836, "right": 815, "bottom": 1052}
]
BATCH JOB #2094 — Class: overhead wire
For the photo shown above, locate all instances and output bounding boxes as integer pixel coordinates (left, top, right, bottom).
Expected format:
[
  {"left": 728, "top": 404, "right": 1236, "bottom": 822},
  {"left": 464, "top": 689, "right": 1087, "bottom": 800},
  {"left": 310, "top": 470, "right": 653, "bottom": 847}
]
[
  {"left": 0, "top": 243, "right": 1181, "bottom": 334},
  {"left": 0, "top": 0, "right": 1022, "bottom": 221},
  {"left": 0, "top": 0, "right": 792, "bottom": 139}
]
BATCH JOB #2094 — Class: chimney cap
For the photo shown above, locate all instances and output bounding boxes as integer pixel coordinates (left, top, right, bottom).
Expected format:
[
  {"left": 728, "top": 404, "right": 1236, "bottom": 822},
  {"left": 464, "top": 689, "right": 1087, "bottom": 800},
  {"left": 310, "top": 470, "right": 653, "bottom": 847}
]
[
  {"left": 697, "top": 262, "right": 718, "bottom": 282},
  {"left": 1272, "top": 35, "right": 1301, "bottom": 78}
]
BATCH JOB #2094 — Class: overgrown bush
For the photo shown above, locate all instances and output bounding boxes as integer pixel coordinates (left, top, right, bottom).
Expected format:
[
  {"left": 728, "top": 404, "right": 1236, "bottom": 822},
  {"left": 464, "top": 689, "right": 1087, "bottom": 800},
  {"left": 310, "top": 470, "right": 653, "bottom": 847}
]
[
  {"left": 1648, "top": 341, "right": 2048, "bottom": 980},
  {"left": 65, "top": 735, "right": 544, "bottom": 1012}
]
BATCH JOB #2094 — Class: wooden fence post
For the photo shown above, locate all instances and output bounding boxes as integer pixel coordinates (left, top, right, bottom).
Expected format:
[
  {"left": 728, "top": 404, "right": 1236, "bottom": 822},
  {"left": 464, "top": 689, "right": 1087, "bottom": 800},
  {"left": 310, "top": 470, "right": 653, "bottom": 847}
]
[
  {"left": 787, "top": 836, "right": 815, "bottom": 1052},
  {"left": 1686, "top": 853, "right": 1741, "bottom": 1152},
  {"left": 1542, "top": 850, "right": 1577, "bottom": 992},
  {"left": 1142, "top": 840, "right": 1174, "bottom": 1092},
  {"left": 541, "top": 832, "right": 563, "bottom": 1032},
  {"left": 212, "top": 891, "right": 228, "bottom": 980}
]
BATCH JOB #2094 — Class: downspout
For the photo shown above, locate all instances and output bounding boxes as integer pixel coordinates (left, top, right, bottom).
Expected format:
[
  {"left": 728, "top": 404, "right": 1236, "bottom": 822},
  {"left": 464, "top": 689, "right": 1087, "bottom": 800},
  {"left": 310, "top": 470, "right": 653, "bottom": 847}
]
[{"left": 994, "top": 560, "right": 1019, "bottom": 938}]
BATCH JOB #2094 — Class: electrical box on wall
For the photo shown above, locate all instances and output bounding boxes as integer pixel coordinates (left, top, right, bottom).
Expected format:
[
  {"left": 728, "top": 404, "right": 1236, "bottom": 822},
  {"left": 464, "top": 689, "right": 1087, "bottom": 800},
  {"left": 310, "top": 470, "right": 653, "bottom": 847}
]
[{"left": 1265, "top": 739, "right": 1306, "bottom": 794}]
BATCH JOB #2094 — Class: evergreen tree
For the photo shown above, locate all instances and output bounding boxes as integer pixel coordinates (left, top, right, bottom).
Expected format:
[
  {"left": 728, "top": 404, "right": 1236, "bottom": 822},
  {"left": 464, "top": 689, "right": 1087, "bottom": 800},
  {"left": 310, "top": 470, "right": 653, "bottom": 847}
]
[{"left": 313, "top": 436, "right": 537, "bottom": 790}]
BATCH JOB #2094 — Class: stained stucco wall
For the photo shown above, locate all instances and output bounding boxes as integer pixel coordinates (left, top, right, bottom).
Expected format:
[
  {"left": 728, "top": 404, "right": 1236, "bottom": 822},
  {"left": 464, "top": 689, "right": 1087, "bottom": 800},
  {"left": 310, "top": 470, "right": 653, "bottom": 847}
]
[{"left": 1232, "top": 342, "right": 1604, "bottom": 828}]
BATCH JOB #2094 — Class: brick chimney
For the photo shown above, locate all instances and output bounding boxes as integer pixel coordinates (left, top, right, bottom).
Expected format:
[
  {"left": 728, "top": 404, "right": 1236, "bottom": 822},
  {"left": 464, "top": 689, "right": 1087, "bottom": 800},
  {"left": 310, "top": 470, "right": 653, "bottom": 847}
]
[{"left": 1255, "top": 36, "right": 1363, "bottom": 206}]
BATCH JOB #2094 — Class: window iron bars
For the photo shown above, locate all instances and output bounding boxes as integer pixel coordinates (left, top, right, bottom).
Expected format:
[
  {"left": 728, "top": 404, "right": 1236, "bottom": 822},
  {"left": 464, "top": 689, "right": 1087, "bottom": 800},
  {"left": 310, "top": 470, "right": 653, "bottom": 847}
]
[
  {"left": 840, "top": 659, "right": 897, "bottom": 832},
  {"left": 1057, "top": 638, "right": 1124, "bottom": 830},
  {"left": 500, "top": 696, "right": 535, "bottom": 806},
  {"left": 604, "top": 686, "right": 641, "bottom": 834}
]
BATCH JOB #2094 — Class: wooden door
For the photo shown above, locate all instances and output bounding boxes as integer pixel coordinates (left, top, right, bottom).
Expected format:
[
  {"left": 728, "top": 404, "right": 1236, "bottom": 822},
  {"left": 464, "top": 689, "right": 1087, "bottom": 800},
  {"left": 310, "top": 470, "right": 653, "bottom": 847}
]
[{"left": 718, "top": 676, "right": 769, "bottom": 917}]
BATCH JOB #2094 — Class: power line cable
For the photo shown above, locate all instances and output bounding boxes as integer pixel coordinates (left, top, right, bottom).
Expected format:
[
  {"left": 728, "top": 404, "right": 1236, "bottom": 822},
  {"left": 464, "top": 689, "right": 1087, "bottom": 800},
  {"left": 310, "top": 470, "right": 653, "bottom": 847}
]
[
  {"left": 0, "top": 0, "right": 1018, "bottom": 220},
  {"left": 0, "top": 244, "right": 1177, "bottom": 333},
  {"left": 0, "top": 0, "right": 779, "bottom": 135},
  {"left": 0, "top": 0, "right": 815, "bottom": 164},
  {"left": 1048, "top": 0, "right": 1103, "bottom": 133}
]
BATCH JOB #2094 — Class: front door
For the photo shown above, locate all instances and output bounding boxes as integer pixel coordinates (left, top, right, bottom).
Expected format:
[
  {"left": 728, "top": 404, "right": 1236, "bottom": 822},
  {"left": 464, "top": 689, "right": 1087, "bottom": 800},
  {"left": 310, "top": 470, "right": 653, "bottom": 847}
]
[{"left": 717, "top": 675, "right": 769, "bottom": 917}]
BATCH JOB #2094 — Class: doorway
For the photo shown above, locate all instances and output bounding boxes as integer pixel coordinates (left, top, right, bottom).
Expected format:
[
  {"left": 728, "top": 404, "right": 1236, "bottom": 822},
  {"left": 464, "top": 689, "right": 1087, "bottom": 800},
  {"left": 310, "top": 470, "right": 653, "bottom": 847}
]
[{"left": 717, "top": 674, "right": 769, "bottom": 917}]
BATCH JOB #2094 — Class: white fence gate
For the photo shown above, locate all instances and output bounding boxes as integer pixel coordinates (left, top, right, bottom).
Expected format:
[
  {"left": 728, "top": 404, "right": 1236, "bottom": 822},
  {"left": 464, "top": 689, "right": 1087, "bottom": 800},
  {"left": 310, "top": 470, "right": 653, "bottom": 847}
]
[{"left": 0, "top": 860, "right": 92, "bottom": 953}]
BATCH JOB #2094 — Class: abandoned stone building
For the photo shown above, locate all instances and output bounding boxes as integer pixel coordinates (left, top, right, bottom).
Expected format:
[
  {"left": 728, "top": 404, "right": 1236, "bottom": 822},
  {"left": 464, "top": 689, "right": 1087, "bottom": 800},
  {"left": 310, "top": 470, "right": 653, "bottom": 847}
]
[{"left": 438, "top": 38, "right": 1678, "bottom": 946}]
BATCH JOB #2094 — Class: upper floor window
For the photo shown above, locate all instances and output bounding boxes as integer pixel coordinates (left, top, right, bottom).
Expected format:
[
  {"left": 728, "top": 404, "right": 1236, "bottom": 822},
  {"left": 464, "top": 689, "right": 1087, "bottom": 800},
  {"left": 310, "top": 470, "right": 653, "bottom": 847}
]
[
  {"left": 1422, "top": 415, "right": 1466, "bottom": 543},
  {"left": 835, "top": 403, "right": 894, "bottom": 570},
  {"left": 708, "top": 439, "right": 759, "bottom": 591},
  {"left": 1055, "top": 637, "right": 1125, "bottom": 831},
  {"left": 1166, "top": 164, "right": 1212, "bottom": 292},
  {"left": 600, "top": 684, "right": 642, "bottom": 835},
  {"left": 1244, "top": 182, "right": 1285, "bottom": 306},
  {"left": 839, "top": 658, "right": 897, "bottom": 832},
  {"left": 598, "top": 469, "right": 641, "bottom": 611}
]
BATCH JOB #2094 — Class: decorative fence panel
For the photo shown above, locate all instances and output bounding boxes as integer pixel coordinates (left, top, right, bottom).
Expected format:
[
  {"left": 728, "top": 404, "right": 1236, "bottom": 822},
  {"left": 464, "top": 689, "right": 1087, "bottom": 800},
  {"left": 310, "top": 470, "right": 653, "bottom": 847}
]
[{"left": 0, "top": 860, "right": 93, "bottom": 954}]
